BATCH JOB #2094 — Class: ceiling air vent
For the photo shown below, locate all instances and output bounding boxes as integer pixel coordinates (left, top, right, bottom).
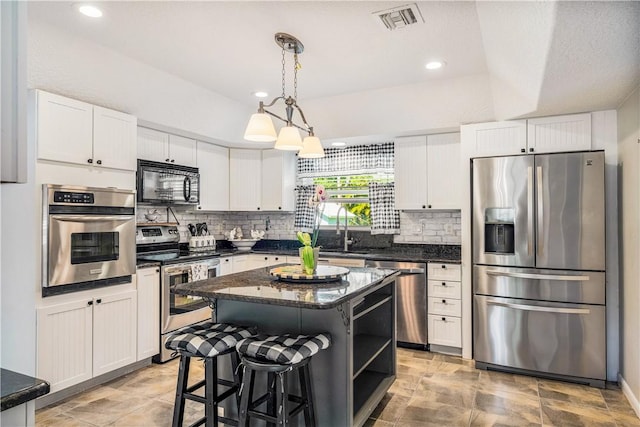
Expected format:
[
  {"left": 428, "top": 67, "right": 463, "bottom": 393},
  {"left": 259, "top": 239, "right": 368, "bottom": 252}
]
[{"left": 372, "top": 3, "right": 424, "bottom": 31}]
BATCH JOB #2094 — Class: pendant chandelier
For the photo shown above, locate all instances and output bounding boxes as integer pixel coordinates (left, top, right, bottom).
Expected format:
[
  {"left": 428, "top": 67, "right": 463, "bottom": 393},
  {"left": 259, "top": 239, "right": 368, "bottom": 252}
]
[{"left": 244, "top": 33, "right": 325, "bottom": 158}]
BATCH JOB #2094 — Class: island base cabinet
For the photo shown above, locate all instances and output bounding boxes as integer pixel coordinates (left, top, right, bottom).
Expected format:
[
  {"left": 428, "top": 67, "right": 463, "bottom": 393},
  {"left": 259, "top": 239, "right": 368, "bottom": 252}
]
[
  {"left": 213, "top": 277, "right": 396, "bottom": 427},
  {"left": 37, "top": 288, "right": 137, "bottom": 394}
]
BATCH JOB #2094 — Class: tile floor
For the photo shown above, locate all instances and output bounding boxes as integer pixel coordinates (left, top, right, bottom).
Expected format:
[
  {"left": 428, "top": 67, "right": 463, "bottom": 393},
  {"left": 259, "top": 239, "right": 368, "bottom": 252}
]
[{"left": 36, "top": 349, "right": 640, "bottom": 427}]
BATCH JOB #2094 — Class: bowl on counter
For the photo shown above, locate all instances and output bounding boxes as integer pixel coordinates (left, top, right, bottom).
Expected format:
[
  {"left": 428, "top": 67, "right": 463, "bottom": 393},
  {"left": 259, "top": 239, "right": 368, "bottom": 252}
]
[{"left": 231, "top": 239, "right": 260, "bottom": 252}]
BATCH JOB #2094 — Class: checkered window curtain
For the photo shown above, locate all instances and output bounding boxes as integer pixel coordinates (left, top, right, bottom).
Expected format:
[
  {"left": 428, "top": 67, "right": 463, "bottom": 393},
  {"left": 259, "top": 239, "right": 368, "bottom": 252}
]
[
  {"left": 294, "top": 185, "right": 316, "bottom": 232},
  {"left": 368, "top": 182, "right": 400, "bottom": 235},
  {"left": 297, "top": 142, "right": 394, "bottom": 177}
]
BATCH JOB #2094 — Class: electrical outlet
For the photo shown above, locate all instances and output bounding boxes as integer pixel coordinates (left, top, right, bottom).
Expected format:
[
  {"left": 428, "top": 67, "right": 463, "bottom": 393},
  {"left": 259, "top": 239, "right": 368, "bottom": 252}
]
[{"left": 444, "top": 223, "right": 454, "bottom": 234}]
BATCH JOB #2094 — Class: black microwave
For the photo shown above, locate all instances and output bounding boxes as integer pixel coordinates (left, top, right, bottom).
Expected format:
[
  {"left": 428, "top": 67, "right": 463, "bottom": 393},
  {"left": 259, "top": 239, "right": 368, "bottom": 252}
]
[{"left": 137, "top": 159, "right": 200, "bottom": 205}]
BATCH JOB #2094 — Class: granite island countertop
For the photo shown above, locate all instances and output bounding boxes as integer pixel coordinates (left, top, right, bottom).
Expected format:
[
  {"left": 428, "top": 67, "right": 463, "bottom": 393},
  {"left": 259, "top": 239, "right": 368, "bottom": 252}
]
[
  {"left": 173, "top": 265, "right": 400, "bottom": 309},
  {"left": 1, "top": 369, "right": 50, "bottom": 412}
]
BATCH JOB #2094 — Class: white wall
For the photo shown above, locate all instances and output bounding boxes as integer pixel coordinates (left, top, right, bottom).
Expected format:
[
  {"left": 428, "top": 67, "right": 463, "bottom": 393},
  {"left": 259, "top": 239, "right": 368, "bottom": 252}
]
[
  {"left": 617, "top": 85, "right": 640, "bottom": 416},
  {"left": 28, "top": 18, "right": 251, "bottom": 145}
]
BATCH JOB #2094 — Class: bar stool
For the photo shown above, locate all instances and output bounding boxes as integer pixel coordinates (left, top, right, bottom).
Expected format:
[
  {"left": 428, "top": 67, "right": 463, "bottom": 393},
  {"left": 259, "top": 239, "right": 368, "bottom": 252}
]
[
  {"left": 165, "top": 322, "right": 257, "bottom": 427},
  {"left": 235, "top": 333, "right": 331, "bottom": 426}
]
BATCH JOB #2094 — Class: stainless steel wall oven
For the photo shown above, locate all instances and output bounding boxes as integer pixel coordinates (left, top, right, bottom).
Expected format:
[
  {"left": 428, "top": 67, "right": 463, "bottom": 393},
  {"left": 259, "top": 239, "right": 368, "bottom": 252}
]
[{"left": 42, "top": 185, "right": 136, "bottom": 295}]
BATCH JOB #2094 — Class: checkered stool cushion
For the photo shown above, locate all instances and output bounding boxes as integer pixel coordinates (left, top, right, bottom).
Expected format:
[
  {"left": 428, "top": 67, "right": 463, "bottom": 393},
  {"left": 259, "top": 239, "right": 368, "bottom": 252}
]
[
  {"left": 236, "top": 333, "right": 331, "bottom": 365},
  {"left": 165, "top": 322, "right": 257, "bottom": 358}
]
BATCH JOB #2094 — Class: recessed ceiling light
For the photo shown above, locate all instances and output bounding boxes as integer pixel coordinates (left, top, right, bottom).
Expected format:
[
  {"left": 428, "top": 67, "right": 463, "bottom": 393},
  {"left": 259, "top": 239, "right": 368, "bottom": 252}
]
[
  {"left": 331, "top": 141, "right": 346, "bottom": 147},
  {"left": 78, "top": 5, "right": 103, "bottom": 18},
  {"left": 425, "top": 61, "right": 445, "bottom": 70},
  {"left": 253, "top": 91, "right": 269, "bottom": 98}
]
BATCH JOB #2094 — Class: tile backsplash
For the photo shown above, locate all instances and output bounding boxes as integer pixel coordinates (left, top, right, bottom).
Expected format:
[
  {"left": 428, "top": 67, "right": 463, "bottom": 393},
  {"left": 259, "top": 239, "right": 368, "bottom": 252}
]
[{"left": 137, "top": 206, "right": 461, "bottom": 245}]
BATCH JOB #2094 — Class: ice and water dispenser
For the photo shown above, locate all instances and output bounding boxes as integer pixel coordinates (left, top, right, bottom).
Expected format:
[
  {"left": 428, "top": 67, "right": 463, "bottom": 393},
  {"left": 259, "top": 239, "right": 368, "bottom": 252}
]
[{"left": 484, "top": 208, "right": 515, "bottom": 254}]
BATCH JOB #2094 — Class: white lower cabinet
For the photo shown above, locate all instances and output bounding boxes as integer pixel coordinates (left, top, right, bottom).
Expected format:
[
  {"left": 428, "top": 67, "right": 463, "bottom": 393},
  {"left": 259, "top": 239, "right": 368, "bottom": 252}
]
[
  {"left": 427, "top": 262, "right": 462, "bottom": 349},
  {"left": 220, "top": 257, "right": 233, "bottom": 275},
  {"left": 37, "top": 286, "right": 137, "bottom": 393},
  {"left": 136, "top": 267, "right": 160, "bottom": 361},
  {"left": 428, "top": 315, "right": 462, "bottom": 348}
]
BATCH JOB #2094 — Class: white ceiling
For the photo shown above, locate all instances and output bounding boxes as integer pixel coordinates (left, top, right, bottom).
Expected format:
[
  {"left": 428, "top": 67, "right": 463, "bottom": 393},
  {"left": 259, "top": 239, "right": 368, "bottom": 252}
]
[{"left": 27, "top": 1, "right": 640, "bottom": 145}]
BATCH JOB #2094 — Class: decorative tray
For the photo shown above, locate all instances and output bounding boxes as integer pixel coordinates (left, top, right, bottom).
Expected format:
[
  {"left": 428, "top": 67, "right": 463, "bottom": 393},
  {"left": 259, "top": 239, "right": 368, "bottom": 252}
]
[{"left": 269, "top": 265, "right": 350, "bottom": 283}]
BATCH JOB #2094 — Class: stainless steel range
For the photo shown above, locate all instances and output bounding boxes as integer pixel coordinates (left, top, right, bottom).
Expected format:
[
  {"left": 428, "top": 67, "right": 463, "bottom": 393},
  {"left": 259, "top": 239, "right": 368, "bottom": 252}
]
[{"left": 136, "top": 224, "right": 220, "bottom": 363}]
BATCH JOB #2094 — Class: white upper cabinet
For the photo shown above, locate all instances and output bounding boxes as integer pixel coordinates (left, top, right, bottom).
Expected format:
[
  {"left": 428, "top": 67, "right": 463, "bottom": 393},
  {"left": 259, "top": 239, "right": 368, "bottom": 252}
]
[
  {"left": 169, "top": 134, "right": 197, "bottom": 167},
  {"left": 462, "top": 120, "right": 527, "bottom": 158},
  {"left": 197, "top": 142, "right": 229, "bottom": 211},
  {"left": 93, "top": 106, "right": 137, "bottom": 170},
  {"left": 395, "top": 133, "right": 461, "bottom": 210},
  {"left": 463, "top": 113, "right": 592, "bottom": 158},
  {"left": 137, "top": 127, "right": 197, "bottom": 167},
  {"left": 394, "top": 136, "right": 428, "bottom": 210},
  {"left": 229, "top": 149, "right": 262, "bottom": 211},
  {"left": 527, "top": 113, "right": 591, "bottom": 153},
  {"left": 261, "top": 149, "right": 296, "bottom": 211},
  {"left": 36, "top": 90, "right": 137, "bottom": 170},
  {"left": 427, "top": 133, "right": 461, "bottom": 209},
  {"left": 137, "top": 127, "right": 169, "bottom": 163}
]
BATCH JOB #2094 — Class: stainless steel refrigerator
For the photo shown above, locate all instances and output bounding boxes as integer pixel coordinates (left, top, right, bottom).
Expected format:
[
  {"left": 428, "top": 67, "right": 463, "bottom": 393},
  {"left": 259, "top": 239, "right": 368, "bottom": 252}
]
[{"left": 472, "top": 151, "right": 606, "bottom": 387}]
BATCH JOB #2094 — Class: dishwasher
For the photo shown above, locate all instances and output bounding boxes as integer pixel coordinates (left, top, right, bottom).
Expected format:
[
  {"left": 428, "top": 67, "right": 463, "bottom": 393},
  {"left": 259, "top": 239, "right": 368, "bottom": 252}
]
[{"left": 365, "top": 260, "right": 428, "bottom": 348}]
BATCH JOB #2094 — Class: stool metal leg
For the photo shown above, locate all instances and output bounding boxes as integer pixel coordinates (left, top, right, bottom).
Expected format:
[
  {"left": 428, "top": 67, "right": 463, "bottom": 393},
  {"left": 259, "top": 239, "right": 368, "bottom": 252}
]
[
  {"left": 230, "top": 351, "right": 242, "bottom": 408},
  {"left": 172, "top": 356, "right": 190, "bottom": 427},
  {"left": 299, "top": 363, "right": 316, "bottom": 427},
  {"left": 204, "top": 357, "right": 218, "bottom": 427},
  {"left": 238, "top": 368, "right": 253, "bottom": 427},
  {"left": 276, "top": 372, "right": 289, "bottom": 426},
  {"left": 267, "top": 372, "right": 276, "bottom": 427}
]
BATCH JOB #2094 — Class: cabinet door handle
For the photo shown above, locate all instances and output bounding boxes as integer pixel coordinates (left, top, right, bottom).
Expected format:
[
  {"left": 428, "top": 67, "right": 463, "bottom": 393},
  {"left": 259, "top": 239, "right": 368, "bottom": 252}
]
[
  {"left": 198, "top": 206, "right": 202, "bottom": 210},
  {"left": 521, "top": 148, "right": 526, "bottom": 153},
  {"left": 529, "top": 148, "right": 534, "bottom": 152},
  {"left": 442, "top": 299, "right": 446, "bottom": 304},
  {"left": 278, "top": 206, "right": 282, "bottom": 210},
  {"left": 96, "top": 160, "right": 102, "bottom": 165},
  {"left": 87, "top": 301, "right": 93, "bottom": 306},
  {"left": 441, "top": 317, "right": 446, "bottom": 321},
  {"left": 171, "top": 159, "right": 175, "bottom": 163},
  {"left": 264, "top": 257, "right": 268, "bottom": 260},
  {"left": 441, "top": 265, "right": 446, "bottom": 269},
  {"left": 422, "top": 205, "right": 426, "bottom": 209},
  {"left": 257, "top": 207, "right": 261, "bottom": 210},
  {"left": 96, "top": 299, "right": 102, "bottom": 304},
  {"left": 87, "top": 158, "right": 93, "bottom": 164},
  {"left": 165, "top": 158, "right": 170, "bottom": 162},
  {"left": 155, "top": 269, "right": 160, "bottom": 273},
  {"left": 428, "top": 205, "right": 432, "bottom": 208},
  {"left": 441, "top": 282, "right": 446, "bottom": 286},
  {"left": 275, "top": 257, "right": 279, "bottom": 261}
]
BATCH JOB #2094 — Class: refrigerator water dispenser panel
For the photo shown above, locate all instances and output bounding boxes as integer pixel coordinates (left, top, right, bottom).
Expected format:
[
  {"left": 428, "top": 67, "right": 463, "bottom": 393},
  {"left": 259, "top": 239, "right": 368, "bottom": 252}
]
[{"left": 484, "top": 208, "right": 515, "bottom": 254}]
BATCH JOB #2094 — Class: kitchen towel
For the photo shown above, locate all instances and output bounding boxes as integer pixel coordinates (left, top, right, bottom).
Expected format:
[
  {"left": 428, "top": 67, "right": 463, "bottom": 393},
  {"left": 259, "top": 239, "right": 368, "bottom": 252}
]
[
  {"left": 190, "top": 263, "right": 209, "bottom": 281},
  {"left": 369, "top": 182, "right": 400, "bottom": 234}
]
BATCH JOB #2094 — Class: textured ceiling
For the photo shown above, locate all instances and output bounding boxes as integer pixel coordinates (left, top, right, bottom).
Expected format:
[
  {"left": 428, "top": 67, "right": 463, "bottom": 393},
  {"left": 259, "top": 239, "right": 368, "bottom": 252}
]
[{"left": 27, "top": 1, "right": 640, "bottom": 145}]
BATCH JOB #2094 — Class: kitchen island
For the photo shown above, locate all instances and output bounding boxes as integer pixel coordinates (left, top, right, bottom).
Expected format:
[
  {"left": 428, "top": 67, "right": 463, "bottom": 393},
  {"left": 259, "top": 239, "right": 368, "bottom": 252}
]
[{"left": 173, "top": 265, "right": 399, "bottom": 427}]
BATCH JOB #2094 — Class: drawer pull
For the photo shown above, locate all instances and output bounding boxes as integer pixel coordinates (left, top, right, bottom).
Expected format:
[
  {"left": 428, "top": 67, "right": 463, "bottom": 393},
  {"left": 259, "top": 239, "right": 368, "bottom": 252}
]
[
  {"left": 442, "top": 299, "right": 446, "bottom": 304},
  {"left": 442, "top": 282, "right": 446, "bottom": 286},
  {"left": 441, "top": 317, "right": 446, "bottom": 321},
  {"left": 441, "top": 265, "right": 446, "bottom": 269}
]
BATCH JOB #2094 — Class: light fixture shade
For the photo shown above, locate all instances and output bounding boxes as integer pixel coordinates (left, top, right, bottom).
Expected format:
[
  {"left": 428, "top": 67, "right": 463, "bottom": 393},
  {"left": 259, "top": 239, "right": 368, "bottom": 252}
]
[
  {"left": 244, "top": 113, "right": 277, "bottom": 142},
  {"left": 274, "top": 126, "right": 303, "bottom": 151},
  {"left": 299, "top": 135, "right": 325, "bottom": 158}
]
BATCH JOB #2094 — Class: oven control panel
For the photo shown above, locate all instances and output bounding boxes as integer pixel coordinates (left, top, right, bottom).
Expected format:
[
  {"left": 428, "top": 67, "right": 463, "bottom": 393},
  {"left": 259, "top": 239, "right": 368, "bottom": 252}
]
[
  {"left": 136, "top": 225, "right": 180, "bottom": 245},
  {"left": 53, "top": 191, "right": 94, "bottom": 204}
]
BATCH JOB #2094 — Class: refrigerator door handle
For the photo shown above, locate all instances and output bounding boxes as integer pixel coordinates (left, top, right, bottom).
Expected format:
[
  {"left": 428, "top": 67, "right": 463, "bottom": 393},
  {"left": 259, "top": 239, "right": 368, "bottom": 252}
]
[
  {"left": 486, "top": 299, "right": 591, "bottom": 315},
  {"left": 527, "top": 166, "right": 534, "bottom": 256},
  {"left": 536, "top": 165, "right": 544, "bottom": 257},
  {"left": 485, "top": 270, "right": 590, "bottom": 281}
]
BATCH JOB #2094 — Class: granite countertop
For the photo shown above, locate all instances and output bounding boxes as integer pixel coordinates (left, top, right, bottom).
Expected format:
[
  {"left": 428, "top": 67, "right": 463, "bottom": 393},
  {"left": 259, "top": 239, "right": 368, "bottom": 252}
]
[
  {"left": 1, "top": 369, "right": 50, "bottom": 412},
  {"left": 173, "top": 265, "right": 400, "bottom": 309}
]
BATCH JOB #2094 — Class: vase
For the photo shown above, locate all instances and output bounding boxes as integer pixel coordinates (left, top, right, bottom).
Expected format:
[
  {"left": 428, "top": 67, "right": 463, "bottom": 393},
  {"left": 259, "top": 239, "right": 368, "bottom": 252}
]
[{"left": 299, "top": 246, "right": 320, "bottom": 275}]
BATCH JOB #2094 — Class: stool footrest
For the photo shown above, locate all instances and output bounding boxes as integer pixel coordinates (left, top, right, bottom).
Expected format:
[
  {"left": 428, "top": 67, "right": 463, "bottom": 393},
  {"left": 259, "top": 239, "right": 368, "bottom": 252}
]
[{"left": 185, "top": 379, "right": 205, "bottom": 394}]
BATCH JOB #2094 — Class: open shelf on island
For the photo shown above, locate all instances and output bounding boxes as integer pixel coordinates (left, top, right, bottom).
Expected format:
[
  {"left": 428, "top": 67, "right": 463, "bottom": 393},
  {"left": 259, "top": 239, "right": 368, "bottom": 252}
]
[
  {"left": 353, "top": 335, "right": 391, "bottom": 379},
  {"left": 353, "top": 293, "right": 392, "bottom": 319},
  {"left": 353, "top": 370, "right": 395, "bottom": 426}
]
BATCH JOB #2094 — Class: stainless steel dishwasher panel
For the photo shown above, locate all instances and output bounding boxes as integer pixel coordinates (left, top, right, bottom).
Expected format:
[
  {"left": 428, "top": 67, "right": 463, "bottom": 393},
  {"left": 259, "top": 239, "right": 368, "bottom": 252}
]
[
  {"left": 365, "top": 260, "right": 427, "bottom": 346},
  {"left": 474, "top": 295, "right": 606, "bottom": 381}
]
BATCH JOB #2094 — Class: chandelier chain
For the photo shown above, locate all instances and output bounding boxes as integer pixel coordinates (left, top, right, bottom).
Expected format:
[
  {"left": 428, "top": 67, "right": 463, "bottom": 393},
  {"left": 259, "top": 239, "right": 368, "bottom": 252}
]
[
  {"left": 293, "top": 53, "right": 299, "bottom": 100},
  {"left": 281, "top": 47, "right": 286, "bottom": 98}
]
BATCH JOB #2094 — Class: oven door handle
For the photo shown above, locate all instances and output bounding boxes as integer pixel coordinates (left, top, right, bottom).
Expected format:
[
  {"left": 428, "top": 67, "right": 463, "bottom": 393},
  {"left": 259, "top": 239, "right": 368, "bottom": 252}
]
[{"left": 50, "top": 215, "right": 135, "bottom": 222}]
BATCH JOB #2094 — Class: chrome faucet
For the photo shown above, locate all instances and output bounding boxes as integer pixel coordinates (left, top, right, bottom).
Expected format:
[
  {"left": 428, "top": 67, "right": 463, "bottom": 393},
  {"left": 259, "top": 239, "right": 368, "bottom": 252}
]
[{"left": 335, "top": 206, "right": 353, "bottom": 251}]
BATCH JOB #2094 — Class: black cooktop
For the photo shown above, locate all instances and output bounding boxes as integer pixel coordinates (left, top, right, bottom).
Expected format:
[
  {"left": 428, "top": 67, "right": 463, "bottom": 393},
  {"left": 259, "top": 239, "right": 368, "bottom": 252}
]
[{"left": 136, "top": 248, "right": 220, "bottom": 265}]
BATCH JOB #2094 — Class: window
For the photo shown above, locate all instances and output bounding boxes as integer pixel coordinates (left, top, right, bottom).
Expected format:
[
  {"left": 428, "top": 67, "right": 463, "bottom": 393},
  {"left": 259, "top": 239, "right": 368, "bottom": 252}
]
[{"left": 299, "top": 174, "right": 394, "bottom": 227}]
